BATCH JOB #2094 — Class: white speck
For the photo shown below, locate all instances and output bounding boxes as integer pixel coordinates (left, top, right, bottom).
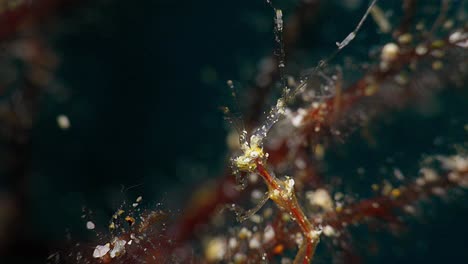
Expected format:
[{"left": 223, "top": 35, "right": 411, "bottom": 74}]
[
  {"left": 86, "top": 221, "right": 95, "bottom": 230},
  {"left": 92, "top": 243, "right": 110, "bottom": 258},
  {"left": 306, "top": 188, "right": 334, "bottom": 211},
  {"left": 323, "top": 225, "right": 336, "bottom": 237},
  {"left": 291, "top": 114, "right": 304, "bottom": 127},
  {"left": 263, "top": 225, "right": 275, "bottom": 243},
  {"left": 250, "top": 214, "right": 262, "bottom": 224},
  {"left": 110, "top": 239, "right": 127, "bottom": 258},
  {"left": 294, "top": 158, "right": 306, "bottom": 169},
  {"left": 228, "top": 237, "right": 238, "bottom": 249},
  {"left": 449, "top": 31, "right": 468, "bottom": 48},
  {"left": 132, "top": 203, "right": 139, "bottom": 208},
  {"left": 394, "top": 168, "right": 405, "bottom": 180},
  {"left": 415, "top": 45, "right": 428, "bottom": 55},
  {"left": 136, "top": 196, "right": 143, "bottom": 203},
  {"left": 438, "top": 155, "right": 468, "bottom": 172},
  {"left": 57, "top": 115, "right": 70, "bottom": 130},
  {"left": 294, "top": 232, "right": 303, "bottom": 246},
  {"left": 249, "top": 172, "right": 259, "bottom": 183},
  {"left": 420, "top": 168, "right": 439, "bottom": 182},
  {"left": 404, "top": 205, "right": 416, "bottom": 214},
  {"left": 249, "top": 236, "right": 261, "bottom": 249},
  {"left": 251, "top": 189, "right": 264, "bottom": 201}
]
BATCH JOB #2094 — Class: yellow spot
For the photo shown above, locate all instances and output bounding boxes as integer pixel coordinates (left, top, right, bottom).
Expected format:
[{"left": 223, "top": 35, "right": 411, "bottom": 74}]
[
  {"left": 391, "top": 188, "right": 401, "bottom": 198},
  {"left": 364, "top": 84, "right": 378, "bottom": 96},
  {"left": 431, "top": 40, "right": 445, "bottom": 49},
  {"left": 314, "top": 144, "right": 325, "bottom": 160},
  {"left": 398, "top": 33, "right": 412, "bottom": 45},
  {"left": 371, "top": 184, "right": 379, "bottom": 191},
  {"left": 335, "top": 206, "right": 343, "bottom": 213},
  {"left": 432, "top": 60, "right": 443, "bottom": 71}
]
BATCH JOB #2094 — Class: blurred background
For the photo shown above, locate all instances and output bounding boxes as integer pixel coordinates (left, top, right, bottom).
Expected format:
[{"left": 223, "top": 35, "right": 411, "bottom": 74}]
[{"left": 0, "top": 0, "right": 467, "bottom": 263}]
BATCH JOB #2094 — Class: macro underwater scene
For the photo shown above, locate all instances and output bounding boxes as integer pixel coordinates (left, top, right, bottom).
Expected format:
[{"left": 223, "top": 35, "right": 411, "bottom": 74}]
[{"left": 0, "top": 0, "right": 467, "bottom": 263}]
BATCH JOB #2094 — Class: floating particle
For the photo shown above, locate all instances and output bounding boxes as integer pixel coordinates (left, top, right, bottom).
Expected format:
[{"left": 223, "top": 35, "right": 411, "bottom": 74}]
[
  {"left": 381, "top": 43, "right": 399, "bottom": 61},
  {"left": 56, "top": 115, "right": 70, "bottom": 130},
  {"left": 249, "top": 235, "right": 261, "bottom": 249},
  {"left": 113, "top": 209, "right": 125, "bottom": 219},
  {"left": 228, "top": 237, "right": 238, "bottom": 249},
  {"left": 204, "top": 237, "right": 227, "bottom": 262},
  {"left": 314, "top": 144, "right": 325, "bottom": 160},
  {"left": 263, "top": 225, "right": 275, "bottom": 243},
  {"left": 136, "top": 196, "right": 143, "bottom": 203},
  {"left": 398, "top": 33, "right": 412, "bottom": 45},
  {"left": 323, "top": 225, "right": 337, "bottom": 237},
  {"left": 306, "top": 188, "right": 334, "bottom": 211},
  {"left": 415, "top": 44, "right": 428, "bottom": 55},
  {"left": 432, "top": 187, "right": 445, "bottom": 196},
  {"left": 432, "top": 60, "right": 443, "bottom": 70},
  {"left": 238, "top": 227, "right": 252, "bottom": 239},
  {"left": 391, "top": 188, "right": 401, "bottom": 198},
  {"left": 109, "top": 239, "right": 127, "bottom": 258},
  {"left": 404, "top": 205, "right": 416, "bottom": 214},
  {"left": 364, "top": 83, "right": 378, "bottom": 96},
  {"left": 125, "top": 216, "right": 135, "bottom": 226},
  {"left": 420, "top": 168, "right": 439, "bottom": 183},
  {"left": 431, "top": 49, "right": 445, "bottom": 58},
  {"left": 251, "top": 189, "right": 264, "bottom": 201},
  {"left": 439, "top": 155, "right": 468, "bottom": 171},
  {"left": 263, "top": 207, "right": 273, "bottom": 219},
  {"left": 415, "top": 22, "right": 425, "bottom": 31},
  {"left": 394, "top": 168, "right": 405, "bottom": 180},
  {"left": 92, "top": 243, "right": 110, "bottom": 258},
  {"left": 431, "top": 40, "right": 445, "bottom": 49},
  {"left": 294, "top": 232, "right": 303, "bottom": 246},
  {"left": 250, "top": 214, "right": 262, "bottom": 224},
  {"left": 334, "top": 192, "right": 344, "bottom": 201},
  {"left": 382, "top": 181, "right": 393, "bottom": 195},
  {"left": 273, "top": 244, "right": 284, "bottom": 255},
  {"left": 248, "top": 172, "right": 259, "bottom": 183},
  {"left": 448, "top": 31, "right": 468, "bottom": 48},
  {"left": 443, "top": 20, "right": 454, "bottom": 29},
  {"left": 86, "top": 221, "right": 95, "bottom": 230}
]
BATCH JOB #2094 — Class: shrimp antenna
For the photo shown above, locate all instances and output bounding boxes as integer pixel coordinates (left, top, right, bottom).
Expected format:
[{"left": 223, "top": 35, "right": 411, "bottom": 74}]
[
  {"left": 222, "top": 80, "right": 247, "bottom": 145},
  {"left": 316, "top": 0, "right": 379, "bottom": 71}
]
